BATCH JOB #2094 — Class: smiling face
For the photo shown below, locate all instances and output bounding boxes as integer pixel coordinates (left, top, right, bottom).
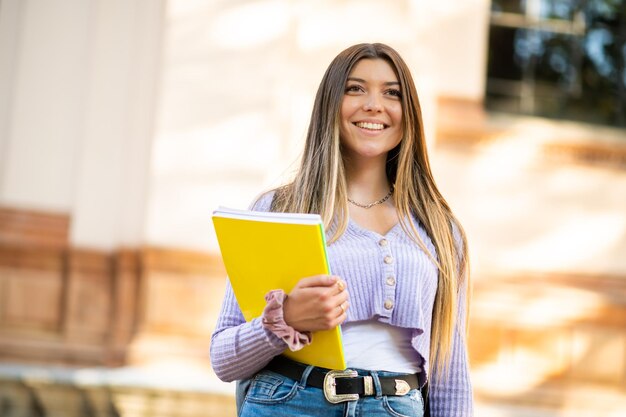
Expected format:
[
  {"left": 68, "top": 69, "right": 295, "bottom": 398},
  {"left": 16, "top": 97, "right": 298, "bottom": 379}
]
[{"left": 339, "top": 58, "right": 403, "bottom": 162}]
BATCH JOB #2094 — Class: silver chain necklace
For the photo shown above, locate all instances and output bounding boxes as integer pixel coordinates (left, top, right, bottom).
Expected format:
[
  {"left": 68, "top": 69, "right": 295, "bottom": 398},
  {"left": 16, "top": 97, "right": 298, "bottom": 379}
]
[{"left": 347, "top": 188, "right": 393, "bottom": 209}]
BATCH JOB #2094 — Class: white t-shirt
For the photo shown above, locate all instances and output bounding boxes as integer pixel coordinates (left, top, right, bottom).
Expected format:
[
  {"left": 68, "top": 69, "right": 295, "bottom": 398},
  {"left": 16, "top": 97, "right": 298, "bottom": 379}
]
[{"left": 342, "top": 319, "right": 422, "bottom": 373}]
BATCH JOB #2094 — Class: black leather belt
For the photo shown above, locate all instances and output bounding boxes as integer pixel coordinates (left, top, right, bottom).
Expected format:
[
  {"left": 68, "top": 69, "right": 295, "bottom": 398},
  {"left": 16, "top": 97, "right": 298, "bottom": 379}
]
[{"left": 264, "top": 356, "right": 419, "bottom": 404}]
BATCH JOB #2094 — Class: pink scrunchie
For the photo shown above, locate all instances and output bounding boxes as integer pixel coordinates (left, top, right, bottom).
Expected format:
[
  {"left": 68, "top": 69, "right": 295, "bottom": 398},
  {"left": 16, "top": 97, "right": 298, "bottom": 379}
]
[{"left": 262, "top": 289, "right": 312, "bottom": 351}]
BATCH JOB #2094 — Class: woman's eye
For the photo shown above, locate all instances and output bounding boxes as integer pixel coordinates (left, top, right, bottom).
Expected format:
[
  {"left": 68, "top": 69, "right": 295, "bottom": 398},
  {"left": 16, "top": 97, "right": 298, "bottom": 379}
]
[
  {"left": 345, "top": 85, "right": 363, "bottom": 93},
  {"left": 386, "top": 89, "right": 402, "bottom": 98}
]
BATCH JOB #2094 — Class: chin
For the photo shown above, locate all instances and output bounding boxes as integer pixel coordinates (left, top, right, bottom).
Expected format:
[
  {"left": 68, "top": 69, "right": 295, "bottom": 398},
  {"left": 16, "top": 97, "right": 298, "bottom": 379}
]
[{"left": 349, "top": 149, "right": 389, "bottom": 159}]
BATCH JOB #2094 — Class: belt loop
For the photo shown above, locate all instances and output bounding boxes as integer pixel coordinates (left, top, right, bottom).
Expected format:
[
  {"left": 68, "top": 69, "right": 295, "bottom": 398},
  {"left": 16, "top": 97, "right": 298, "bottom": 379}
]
[
  {"left": 370, "top": 371, "right": 383, "bottom": 399},
  {"left": 300, "top": 364, "right": 315, "bottom": 387}
]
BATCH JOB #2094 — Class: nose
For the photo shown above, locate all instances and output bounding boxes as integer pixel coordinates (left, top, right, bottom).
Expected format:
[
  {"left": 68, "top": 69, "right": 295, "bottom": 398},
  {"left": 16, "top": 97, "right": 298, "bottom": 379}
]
[{"left": 363, "top": 94, "right": 383, "bottom": 112}]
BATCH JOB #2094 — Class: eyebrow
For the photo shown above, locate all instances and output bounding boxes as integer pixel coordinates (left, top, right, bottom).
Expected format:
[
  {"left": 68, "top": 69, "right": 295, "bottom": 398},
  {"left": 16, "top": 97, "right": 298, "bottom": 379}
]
[{"left": 347, "top": 77, "right": 400, "bottom": 86}]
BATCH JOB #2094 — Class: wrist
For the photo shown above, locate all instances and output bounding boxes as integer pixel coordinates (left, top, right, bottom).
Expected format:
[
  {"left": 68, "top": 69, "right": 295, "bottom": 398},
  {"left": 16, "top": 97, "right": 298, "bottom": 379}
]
[{"left": 262, "top": 289, "right": 312, "bottom": 351}]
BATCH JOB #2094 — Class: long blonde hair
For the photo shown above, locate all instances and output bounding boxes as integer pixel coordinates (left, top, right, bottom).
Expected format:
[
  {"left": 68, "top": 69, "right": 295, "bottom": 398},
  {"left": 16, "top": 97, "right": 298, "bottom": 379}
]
[{"left": 269, "top": 43, "right": 469, "bottom": 377}]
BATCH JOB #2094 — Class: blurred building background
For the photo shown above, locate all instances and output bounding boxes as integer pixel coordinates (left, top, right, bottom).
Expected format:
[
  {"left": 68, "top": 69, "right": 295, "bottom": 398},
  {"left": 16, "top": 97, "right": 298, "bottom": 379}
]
[{"left": 0, "top": 0, "right": 625, "bottom": 416}]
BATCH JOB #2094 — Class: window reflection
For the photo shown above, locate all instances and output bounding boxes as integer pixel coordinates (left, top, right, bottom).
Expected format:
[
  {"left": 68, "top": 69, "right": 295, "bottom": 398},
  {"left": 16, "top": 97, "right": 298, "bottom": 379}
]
[
  {"left": 492, "top": 0, "right": 527, "bottom": 14},
  {"left": 486, "top": 0, "right": 626, "bottom": 127}
]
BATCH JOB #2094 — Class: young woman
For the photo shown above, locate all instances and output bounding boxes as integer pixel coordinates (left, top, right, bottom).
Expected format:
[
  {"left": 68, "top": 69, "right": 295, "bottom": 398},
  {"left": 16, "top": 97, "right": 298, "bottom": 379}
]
[{"left": 211, "top": 43, "right": 473, "bottom": 417}]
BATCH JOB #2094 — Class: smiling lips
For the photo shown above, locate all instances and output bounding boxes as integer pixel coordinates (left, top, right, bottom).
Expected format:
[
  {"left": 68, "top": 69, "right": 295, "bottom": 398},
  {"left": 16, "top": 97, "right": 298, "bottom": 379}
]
[{"left": 354, "top": 121, "right": 386, "bottom": 131}]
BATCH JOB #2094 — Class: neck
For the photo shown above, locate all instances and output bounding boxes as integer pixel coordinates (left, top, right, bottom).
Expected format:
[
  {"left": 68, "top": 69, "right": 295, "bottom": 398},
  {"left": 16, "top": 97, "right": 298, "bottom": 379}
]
[{"left": 344, "top": 155, "right": 390, "bottom": 202}]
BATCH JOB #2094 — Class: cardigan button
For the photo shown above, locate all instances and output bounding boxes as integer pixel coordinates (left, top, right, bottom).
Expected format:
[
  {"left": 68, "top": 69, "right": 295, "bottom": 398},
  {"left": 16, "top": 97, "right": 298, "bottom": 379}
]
[
  {"left": 386, "top": 276, "right": 396, "bottom": 286},
  {"left": 379, "top": 239, "right": 388, "bottom": 247},
  {"left": 384, "top": 299, "right": 394, "bottom": 310},
  {"left": 384, "top": 256, "right": 393, "bottom": 264}
]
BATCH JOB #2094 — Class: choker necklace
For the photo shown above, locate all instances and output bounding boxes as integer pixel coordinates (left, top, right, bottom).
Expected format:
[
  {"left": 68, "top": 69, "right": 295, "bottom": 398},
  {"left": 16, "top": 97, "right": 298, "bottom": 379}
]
[{"left": 347, "top": 188, "right": 393, "bottom": 209}]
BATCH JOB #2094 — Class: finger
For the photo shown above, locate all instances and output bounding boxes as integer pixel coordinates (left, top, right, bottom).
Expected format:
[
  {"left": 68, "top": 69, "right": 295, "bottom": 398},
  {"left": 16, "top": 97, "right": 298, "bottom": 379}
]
[
  {"left": 335, "top": 280, "right": 346, "bottom": 294},
  {"left": 335, "top": 300, "right": 349, "bottom": 317},
  {"left": 333, "top": 304, "right": 348, "bottom": 327},
  {"left": 334, "top": 288, "right": 349, "bottom": 305},
  {"left": 297, "top": 275, "right": 338, "bottom": 288}
]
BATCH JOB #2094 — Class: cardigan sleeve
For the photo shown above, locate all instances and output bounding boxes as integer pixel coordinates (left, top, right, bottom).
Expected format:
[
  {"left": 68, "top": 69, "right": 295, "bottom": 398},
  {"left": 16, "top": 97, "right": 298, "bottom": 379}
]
[
  {"left": 210, "top": 280, "right": 287, "bottom": 381},
  {"left": 428, "top": 221, "right": 474, "bottom": 416},
  {"left": 209, "top": 191, "right": 287, "bottom": 381}
]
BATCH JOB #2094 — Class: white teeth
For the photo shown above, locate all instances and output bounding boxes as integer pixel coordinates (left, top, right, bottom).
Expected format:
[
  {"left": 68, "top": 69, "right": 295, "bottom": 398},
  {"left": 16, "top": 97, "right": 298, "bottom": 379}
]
[{"left": 356, "top": 122, "right": 384, "bottom": 130}]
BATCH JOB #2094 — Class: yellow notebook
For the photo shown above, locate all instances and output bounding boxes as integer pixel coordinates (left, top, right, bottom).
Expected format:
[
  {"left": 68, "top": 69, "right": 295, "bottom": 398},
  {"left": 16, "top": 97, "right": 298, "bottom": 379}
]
[{"left": 212, "top": 206, "right": 346, "bottom": 370}]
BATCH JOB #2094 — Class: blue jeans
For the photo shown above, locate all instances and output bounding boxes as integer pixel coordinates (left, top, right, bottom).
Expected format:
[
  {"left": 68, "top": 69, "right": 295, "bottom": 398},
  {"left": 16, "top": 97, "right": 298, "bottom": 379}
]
[{"left": 238, "top": 366, "right": 424, "bottom": 417}]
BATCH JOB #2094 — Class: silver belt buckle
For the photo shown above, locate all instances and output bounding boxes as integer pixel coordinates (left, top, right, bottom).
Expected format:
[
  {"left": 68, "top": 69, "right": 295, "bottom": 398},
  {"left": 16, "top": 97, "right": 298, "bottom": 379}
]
[
  {"left": 395, "top": 379, "right": 411, "bottom": 395},
  {"left": 323, "top": 369, "right": 359, "bottom": 403}
]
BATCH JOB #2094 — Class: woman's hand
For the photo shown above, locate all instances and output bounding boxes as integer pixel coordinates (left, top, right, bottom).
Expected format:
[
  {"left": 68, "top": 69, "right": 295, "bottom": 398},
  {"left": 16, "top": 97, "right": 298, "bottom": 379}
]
[{"left": 283, "top": 275, "right": 349, "bottom": 332}]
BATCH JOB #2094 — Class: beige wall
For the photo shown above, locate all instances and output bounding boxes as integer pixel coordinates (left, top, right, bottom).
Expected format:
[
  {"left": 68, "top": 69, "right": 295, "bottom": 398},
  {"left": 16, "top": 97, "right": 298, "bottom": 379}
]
[
  {"left": 69, "top": 0, "right": 163, "bottom": 249},
  {"left": 0, "top": 0, "right": 164, "bottom": 250},
  {"left": 0, "top": 0, "right": 491, "bottom": 252},
  {"left": 148, "top": 0, "right": 491, "bottom": 252},
  {"left": 0, "top": 0, "right": 89, "bottom": 212}
]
